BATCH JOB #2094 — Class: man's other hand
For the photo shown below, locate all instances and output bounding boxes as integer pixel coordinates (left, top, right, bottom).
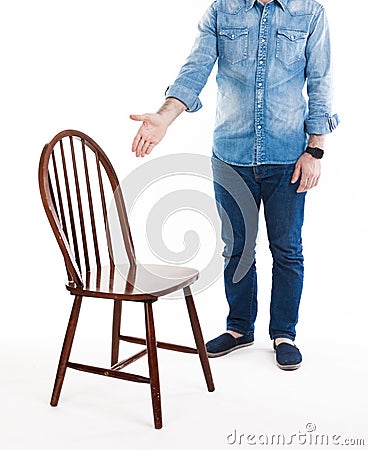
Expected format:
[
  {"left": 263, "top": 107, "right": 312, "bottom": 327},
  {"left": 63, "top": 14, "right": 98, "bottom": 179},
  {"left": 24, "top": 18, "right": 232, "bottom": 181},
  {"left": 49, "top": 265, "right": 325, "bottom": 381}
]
[{"left": 291, "top": 152, "right": 321, "bottom": 193}]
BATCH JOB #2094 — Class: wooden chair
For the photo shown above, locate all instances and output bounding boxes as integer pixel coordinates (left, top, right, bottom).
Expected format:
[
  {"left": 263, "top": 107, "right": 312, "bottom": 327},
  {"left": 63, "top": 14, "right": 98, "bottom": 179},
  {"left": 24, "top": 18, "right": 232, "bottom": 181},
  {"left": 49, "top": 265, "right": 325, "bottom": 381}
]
[{"left": 38, "top": 130, "right": 214, "bottom": 429}]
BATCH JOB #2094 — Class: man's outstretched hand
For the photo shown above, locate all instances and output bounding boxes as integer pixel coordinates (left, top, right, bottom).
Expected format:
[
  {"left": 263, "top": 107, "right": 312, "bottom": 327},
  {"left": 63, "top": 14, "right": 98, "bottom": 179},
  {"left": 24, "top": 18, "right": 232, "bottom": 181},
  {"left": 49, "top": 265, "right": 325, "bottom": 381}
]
[
  {"left": 130, "top": 98, "right": 187, "bottom": 158},
  {"left": 130, "top": 113, "right": 168, "bottom": 158},
  {"left": 291, "top": 152, "right": 321, "bottom": 193}
]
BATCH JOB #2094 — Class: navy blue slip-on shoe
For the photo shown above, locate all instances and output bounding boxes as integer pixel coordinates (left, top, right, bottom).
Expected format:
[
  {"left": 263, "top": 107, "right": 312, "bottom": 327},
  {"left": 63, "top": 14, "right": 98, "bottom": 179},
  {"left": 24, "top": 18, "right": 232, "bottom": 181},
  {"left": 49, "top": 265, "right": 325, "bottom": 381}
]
[
  {"left": 206, "top": 333, "right": 254, "bottom": 358},
  {"left": 274, "top": 341, "right": 302, "bottom": 370}
]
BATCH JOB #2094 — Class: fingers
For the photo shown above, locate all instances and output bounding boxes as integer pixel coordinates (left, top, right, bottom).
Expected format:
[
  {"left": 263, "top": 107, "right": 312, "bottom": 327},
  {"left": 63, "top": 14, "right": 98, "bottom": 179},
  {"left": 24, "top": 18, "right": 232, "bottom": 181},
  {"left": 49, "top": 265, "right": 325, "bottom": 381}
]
[
  {"left": 130, "top": 114, "right": 152, "bottom": 157},
  {"left": 140, "top": 140, "right": 152, "bottom": 157},
  {"left": 130, "top": 114, "right": 147, "bottom": 122},
  {"left": 135, "top": 136, "right": 145, "bottom": 157},
  {"left": 132, "top": 135, "right": 155, "bottom": 158},
  {"left": 296, "top": 174, "right": 320, "bottom": 193},
  {"left": 291, "top": 164, "right": 301, "bottom": 184},
  {"left": 296, "top": 171, "right": 308, "bottom": 193},
  {"left": 132, "top": 133, "right": 142, "bottom": 154},
  {"left": 146, "top": 144, "right": 154, "bottom": 155}
]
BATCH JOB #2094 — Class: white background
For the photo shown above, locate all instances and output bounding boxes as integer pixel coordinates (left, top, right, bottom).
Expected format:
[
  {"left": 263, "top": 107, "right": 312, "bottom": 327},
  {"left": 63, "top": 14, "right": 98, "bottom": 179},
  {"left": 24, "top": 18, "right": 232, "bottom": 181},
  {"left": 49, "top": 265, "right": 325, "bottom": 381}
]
[{"left": 1, "top": 1, "right": 367, "bottom": 449}]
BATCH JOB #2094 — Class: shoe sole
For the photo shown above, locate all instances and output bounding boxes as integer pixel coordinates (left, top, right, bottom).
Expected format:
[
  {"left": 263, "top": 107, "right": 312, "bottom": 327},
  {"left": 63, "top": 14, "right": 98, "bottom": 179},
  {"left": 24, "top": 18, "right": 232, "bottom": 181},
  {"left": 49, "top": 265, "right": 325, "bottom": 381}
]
[
  {"left": 276, "top": 361, "right": 301, "bottom": 371},
  {"left": 207, "top": 341, "right": 254, "bottom": 358}
]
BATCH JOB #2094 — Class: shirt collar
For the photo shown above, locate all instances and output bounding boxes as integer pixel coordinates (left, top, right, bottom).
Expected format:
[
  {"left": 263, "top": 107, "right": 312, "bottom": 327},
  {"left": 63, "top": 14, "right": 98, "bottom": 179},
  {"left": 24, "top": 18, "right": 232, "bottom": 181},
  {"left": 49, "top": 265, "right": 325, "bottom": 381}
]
[{"left": 245, "top": 0, "right": 287, "bottom": 11}]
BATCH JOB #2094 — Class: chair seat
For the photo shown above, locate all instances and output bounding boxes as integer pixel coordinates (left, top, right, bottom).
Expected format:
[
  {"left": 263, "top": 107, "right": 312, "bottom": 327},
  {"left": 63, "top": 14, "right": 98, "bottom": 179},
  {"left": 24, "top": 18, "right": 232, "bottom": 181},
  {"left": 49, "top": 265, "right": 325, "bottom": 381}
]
[{"left": 66, "top": 264, "right": 199, "bottom": 300}]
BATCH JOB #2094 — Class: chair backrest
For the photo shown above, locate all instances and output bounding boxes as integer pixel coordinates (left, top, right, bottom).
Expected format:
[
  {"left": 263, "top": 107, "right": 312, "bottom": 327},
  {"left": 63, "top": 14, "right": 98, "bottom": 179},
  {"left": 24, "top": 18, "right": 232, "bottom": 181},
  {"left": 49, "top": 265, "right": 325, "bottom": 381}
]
[{"left": 39, "top": 130, "right": 136, "bottom": 287}]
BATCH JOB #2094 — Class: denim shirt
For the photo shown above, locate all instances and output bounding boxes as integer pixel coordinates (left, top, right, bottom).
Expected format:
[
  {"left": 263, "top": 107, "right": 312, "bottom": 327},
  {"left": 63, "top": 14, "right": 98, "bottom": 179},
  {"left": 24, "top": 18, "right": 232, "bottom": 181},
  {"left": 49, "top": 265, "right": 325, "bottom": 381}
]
[{"left": 165, "top": 0, "right": 339, "bottom": 166}]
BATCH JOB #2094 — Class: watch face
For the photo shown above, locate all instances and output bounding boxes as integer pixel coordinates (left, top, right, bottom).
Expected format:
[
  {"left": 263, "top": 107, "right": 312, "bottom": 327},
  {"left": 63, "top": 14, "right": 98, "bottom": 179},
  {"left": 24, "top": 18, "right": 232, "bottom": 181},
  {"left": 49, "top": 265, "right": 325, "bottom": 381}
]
[{"left": 306, "top": 147, "right": 324, "bottom": 159}]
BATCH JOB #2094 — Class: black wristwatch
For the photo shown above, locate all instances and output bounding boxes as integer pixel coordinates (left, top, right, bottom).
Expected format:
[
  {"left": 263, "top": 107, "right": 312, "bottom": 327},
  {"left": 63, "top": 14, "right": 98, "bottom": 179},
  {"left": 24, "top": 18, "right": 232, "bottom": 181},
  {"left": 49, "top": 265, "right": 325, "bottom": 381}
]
[{"left": 305, "top": 146, "right": 324, "bottom": 159}]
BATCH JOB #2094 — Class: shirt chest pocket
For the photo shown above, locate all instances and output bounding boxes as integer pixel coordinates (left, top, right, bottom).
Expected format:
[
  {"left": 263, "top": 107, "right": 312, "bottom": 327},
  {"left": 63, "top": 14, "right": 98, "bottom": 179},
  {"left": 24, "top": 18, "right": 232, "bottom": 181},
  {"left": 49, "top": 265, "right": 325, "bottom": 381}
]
[
  {"left": 219, "top": 28, "right": 248, "bottom": 65},
  {"left": 276, "top": 29, "right": 308, "bottom": 66}
]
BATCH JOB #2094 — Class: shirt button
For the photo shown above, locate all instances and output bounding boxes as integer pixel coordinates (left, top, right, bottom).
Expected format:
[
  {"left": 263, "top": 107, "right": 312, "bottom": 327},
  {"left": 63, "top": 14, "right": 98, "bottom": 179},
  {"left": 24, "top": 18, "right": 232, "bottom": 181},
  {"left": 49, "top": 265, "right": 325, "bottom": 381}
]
[
  {"left": 261, "top": 39, "right": 266, "bottom": 43},
  {"left": 258, "top": 125, "right": 262, "bottom": 129},
  {"left": 258, "top": 104, "right": 262, "bottom": 108},
  {"left": 231, "top": 34, "right": 235, "bottom": 39},
  {"left": 258, "top": 83, "right": 263, "bottom": 87},
  {"left": 259, "top": 61, "right": 264, "bottom": 65}
]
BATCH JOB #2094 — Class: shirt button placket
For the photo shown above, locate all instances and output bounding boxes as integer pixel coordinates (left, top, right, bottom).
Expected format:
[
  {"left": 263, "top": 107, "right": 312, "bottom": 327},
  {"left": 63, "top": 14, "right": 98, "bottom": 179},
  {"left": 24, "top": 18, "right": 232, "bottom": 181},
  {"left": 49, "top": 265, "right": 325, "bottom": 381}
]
[{"left": 254, "top": 5, "right": 270, "bottom": 165}]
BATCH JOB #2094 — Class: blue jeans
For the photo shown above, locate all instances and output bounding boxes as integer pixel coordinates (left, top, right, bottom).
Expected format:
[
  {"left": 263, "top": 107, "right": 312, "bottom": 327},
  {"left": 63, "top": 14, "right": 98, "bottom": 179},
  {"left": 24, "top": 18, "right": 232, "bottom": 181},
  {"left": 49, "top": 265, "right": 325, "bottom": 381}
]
[{"left": 212, "top": 155, "right": 306, "bottom": 341}]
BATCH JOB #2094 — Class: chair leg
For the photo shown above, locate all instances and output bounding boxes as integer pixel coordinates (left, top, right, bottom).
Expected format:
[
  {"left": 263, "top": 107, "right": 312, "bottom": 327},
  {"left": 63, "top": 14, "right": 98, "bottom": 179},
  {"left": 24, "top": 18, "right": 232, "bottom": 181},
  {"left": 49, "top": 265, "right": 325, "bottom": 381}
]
[
  {"left": 144, "top": 302, "right": 162, "bottom": 429},
  {"left": 111, "top": 299, "right": 122, "bottom": 366},
  {"left": 183, "top": 286, "right": 215, "bottom": 392},
  {"left": 50, "top": 295, "right": 83, "bottom": 407}
]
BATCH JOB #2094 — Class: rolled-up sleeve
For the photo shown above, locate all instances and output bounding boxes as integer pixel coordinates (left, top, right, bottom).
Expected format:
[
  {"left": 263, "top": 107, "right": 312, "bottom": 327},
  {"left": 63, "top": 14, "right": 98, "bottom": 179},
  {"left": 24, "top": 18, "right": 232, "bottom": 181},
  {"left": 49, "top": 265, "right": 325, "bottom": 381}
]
[
  {"left": 305, "top": 6, "right": 340, "bottom": 134},
  {"left": 165, "top": 1, "right": 218, "bottom": 113},
  {"left": 165, "top": 84, "right": 203, "bottom": 112}
]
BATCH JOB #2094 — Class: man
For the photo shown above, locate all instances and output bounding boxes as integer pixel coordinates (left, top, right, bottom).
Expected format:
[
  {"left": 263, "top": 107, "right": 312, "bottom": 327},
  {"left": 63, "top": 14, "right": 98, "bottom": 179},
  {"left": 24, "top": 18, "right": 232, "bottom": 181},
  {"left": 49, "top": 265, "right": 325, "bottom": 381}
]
[{"left": 130, "top": 0, "right": 339, "bottom": 370}]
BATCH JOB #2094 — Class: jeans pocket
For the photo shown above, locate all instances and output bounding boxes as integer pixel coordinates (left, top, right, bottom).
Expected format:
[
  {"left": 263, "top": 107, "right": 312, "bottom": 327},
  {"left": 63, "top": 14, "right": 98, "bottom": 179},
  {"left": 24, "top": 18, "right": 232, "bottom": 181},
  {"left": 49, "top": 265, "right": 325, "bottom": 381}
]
[
  {"left": 219, "top": 27, "right": 248, "bottom": 65},
  {"left": 276, "top": 29, "right": 308, "bottom": 66}
]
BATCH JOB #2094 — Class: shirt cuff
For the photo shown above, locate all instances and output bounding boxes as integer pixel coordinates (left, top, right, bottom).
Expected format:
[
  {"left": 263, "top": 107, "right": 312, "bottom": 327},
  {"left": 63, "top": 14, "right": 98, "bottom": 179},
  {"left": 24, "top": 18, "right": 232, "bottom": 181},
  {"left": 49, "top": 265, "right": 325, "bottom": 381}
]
[
  {"left": 165, "top": 84, "right": 202, "bottom": 113},
  {"left": 305, "top": 113, "right": 340, "bottom": 135}
]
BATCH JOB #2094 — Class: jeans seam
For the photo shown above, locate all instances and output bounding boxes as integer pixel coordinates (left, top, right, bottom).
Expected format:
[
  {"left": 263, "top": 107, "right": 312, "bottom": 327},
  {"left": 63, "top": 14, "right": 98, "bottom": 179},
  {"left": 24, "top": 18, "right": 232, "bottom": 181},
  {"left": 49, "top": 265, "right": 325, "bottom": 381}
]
[
  {"left": 227, "top": 328, "right": 254, "bottom": 337},
  {"left": 271, "top": 333, "right": 295, "bottom": 340}
]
